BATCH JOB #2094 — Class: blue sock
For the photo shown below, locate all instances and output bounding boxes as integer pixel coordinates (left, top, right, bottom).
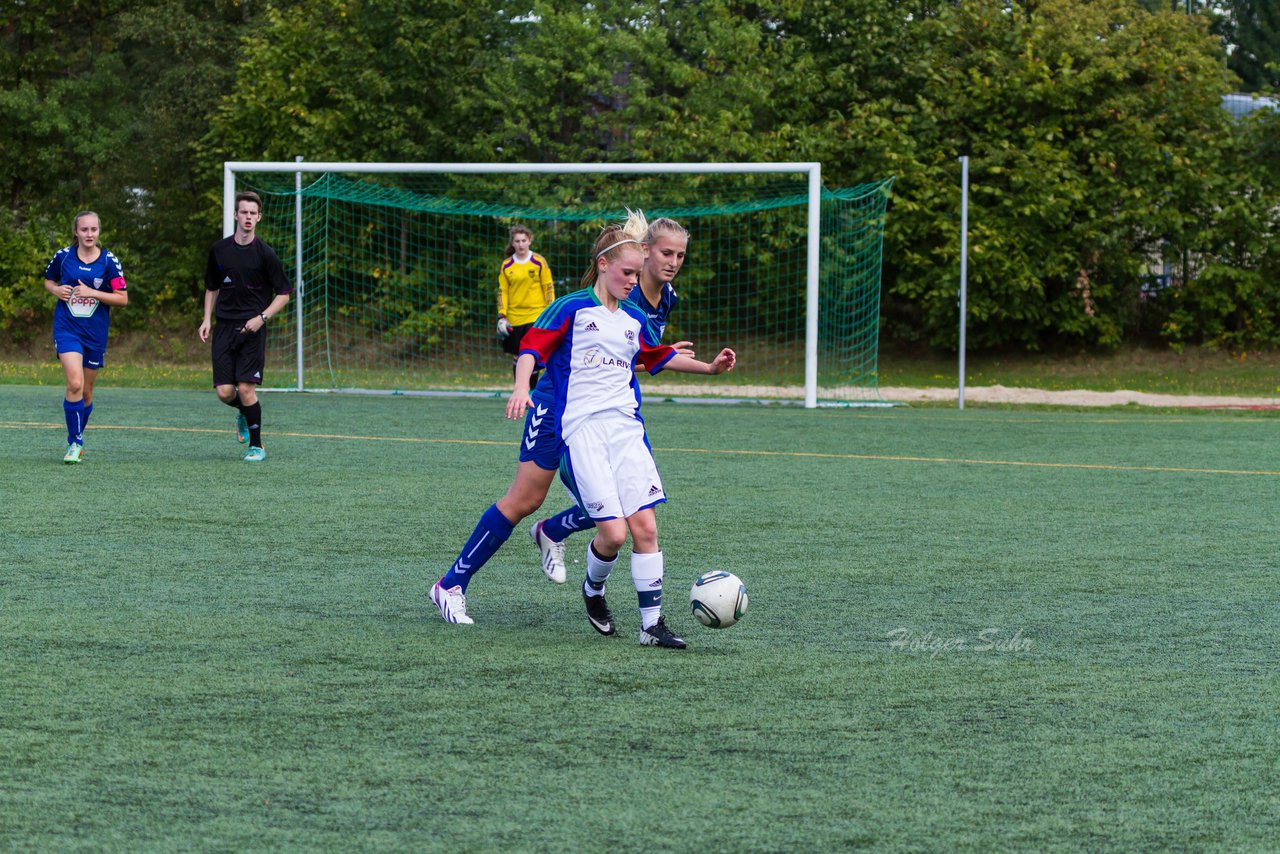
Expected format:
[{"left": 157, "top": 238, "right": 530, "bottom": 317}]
[
  {"left": 440, "top": 504, "right": 515, "bottom": 593},
  {"left": 63, "top": 399, "right": 85, "bottom": 445},
  {"left": 543, "top": 505, "right": 591, "bottom": 543},
  {"left": 82, "top": 402, "right": 93, "bottom": 431}
]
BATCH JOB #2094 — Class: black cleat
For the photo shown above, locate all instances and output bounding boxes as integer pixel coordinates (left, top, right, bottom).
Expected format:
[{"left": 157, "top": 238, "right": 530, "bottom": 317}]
[
  {"left": 639, "top": 617, "right": 686, "bottom": 649},
  {"left": 583, "top": 587, "right": 616, "bottom": 636}
]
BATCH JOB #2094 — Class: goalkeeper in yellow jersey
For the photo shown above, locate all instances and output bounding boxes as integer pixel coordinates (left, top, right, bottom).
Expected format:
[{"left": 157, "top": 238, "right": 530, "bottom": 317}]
[{"left": 496, "top": 225, "right": 554, "bottom": 388}]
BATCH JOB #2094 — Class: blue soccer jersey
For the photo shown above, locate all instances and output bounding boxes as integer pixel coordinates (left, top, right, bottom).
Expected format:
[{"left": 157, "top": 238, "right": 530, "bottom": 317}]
[
  {"left": 627, "top": 281, "right": 678, "bottom": 341},
  {"left": 520, "top": 289, "right": 676, "bottom": 444},
  {"left": 45, "top": 245, "right": 127, "bottom": 353}
]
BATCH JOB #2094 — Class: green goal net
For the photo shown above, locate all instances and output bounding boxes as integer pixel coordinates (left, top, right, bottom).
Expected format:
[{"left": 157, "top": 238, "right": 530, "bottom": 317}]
[{"left": 228, "top": 165, "right": 893, "bottom": 405}]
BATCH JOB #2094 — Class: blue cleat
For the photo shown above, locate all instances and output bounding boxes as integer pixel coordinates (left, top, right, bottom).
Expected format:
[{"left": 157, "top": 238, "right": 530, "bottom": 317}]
[
  {"left": 243, "top": 446, "right": 266, "bottom": 462},
  {"left": 235, "top": 412, "right": 249, "bottom": 444}
]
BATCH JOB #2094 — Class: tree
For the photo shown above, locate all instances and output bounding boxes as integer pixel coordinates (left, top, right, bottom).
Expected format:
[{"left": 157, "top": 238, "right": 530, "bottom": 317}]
[
  {"left": 112, "top": 0, "right": 257, "bottom": 318},
  {"left": 1, "top": 0, "right": 265, "bottom": 337},
  {"left": 8, "top": 0, "right": 1266, "bottom": 355},
  {"left": 881, "top": 0, "right": 1239, "bottom": 350},
  {"left": 1, "top": 1, "right": 133, "bottom": 215},
  {"left": 1161, "top": 107, "right": 1280, "bottom": 349},
  {"left": 204, "top": 0, "right": 496, "bottom": 162},
  {"left": 1213, "top": 0, "right": 1280, "bottom": 91}
]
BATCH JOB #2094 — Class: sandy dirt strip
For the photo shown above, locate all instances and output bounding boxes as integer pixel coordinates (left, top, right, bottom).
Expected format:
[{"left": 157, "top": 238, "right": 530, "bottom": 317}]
[
  {"left": 878, "top": 385, "right": 1280, "bottom": 409},
  {"left": 637, "top": 382, "right": 1280, "bottom": 409}
]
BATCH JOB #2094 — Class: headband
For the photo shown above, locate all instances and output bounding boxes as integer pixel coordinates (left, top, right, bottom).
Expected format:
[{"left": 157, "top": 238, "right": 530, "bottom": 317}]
[{"left": 595, "top": 238, "right": 640, "bottom": 259}]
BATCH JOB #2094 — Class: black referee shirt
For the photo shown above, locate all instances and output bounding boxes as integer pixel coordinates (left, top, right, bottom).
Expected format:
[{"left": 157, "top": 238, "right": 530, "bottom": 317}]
[{"left": 204, "top": 236, "right": 293, "bottom": 321}]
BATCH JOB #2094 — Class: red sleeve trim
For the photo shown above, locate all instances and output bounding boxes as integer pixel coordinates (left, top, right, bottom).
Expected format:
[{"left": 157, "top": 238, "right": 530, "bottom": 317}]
[{"left": 638, "top": 343, "right": 676, "bottom": 375}]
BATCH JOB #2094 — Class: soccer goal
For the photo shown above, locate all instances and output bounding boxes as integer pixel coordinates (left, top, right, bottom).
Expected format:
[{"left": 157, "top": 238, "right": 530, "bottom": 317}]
[{"left": 223, "top": 161, "right": 893, "bottom": 407}]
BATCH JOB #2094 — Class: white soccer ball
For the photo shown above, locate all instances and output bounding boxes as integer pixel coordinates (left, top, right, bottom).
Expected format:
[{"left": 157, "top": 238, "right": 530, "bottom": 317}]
[{"left": 689, "top": 571, "right": 748, "bottom": 629}]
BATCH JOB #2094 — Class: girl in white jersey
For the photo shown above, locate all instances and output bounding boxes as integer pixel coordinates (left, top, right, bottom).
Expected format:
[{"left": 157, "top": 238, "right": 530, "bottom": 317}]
[{"left": 504, "top": 211, "right": 735, "bottom": 647}]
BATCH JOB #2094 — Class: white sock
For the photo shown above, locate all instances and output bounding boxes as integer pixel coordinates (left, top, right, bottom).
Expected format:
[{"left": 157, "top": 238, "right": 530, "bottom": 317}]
[
  {"left": 584, "top": 540, "right": 616, "bottom": 596},
  {"left": 630, "top": 551, "right": 664, "bottom": 629}
]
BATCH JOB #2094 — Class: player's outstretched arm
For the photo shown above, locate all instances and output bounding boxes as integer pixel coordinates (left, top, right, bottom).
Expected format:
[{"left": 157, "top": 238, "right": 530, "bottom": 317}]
[
  {"left": 506, "top": 353, "right": 537, "bottom": 420},
  {"left": 664, "top": 348, "right": 736, "bottom": 376}
]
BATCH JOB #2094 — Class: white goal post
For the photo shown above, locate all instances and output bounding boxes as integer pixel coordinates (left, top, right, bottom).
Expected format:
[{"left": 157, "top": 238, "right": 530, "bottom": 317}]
[{"left": 224, "top": 161, "right": 828, "bottom": 407}]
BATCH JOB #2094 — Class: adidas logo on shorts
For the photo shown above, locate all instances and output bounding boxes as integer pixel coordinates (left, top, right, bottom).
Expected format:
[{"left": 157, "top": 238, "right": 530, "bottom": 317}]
[{"left": 648, "top": 484, "right": 662, "bottom": 496}]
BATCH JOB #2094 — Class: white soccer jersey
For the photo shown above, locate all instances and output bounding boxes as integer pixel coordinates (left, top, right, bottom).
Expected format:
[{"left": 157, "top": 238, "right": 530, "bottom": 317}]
[{"left": 520, "top": 288, "right": 676, "bottom": 444}]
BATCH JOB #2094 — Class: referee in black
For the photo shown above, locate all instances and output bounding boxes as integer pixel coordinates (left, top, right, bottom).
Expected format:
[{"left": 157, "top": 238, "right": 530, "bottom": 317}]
[{"left": 198, "top": 191, "right": 293, "bottom": 462}]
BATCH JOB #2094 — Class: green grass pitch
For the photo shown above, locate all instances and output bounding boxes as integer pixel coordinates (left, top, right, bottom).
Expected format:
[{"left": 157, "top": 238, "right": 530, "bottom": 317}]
[{"left": 2, "top": 385, "right": 1278, "bottom": 851}]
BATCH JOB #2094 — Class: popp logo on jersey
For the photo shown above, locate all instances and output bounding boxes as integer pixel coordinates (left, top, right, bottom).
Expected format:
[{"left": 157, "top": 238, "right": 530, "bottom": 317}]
[{"left": 68, "top": 295, "right": 100, "bottom": 318}]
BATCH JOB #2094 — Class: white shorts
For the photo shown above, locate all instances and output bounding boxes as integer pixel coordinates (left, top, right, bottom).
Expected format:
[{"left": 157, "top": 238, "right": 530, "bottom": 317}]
[{"left": 561, "top": 412, "right": 666, "bottom": 521}]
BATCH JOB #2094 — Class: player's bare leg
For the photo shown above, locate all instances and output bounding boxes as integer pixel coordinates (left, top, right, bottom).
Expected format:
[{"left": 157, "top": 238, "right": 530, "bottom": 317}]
[{"left": 496, "top": 461, "right": 556, "bottom": 522}]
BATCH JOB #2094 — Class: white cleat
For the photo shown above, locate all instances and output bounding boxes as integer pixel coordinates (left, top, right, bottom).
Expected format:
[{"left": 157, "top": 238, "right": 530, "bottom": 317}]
[
  {"left": 430, "top": 582, "right": 474, "bottom": 625},
  {"left": 530, "top": 520, "right": 567, "bottom": 584}
]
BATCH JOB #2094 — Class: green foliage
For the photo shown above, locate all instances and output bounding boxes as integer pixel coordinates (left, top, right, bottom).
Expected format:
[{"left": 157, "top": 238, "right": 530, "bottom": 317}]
[
  {"left": 382, "top": 296, "right": 469, "bottom": 353},
  {"left": 1161, "top": 109, "right": 1280, "bottom": 349},
  {"left": 0, "top": 211, "right": 56, "bottom": 343},
  {"left": 204, "top": 0, "right": 496, "bottom": 162},
  {"left": 883, "top": 0, "right": 1240, "bottom": 350},
  {"left": 1214, "top": 0, "right": 1280, "bottom": 91},
  {"left": 1, "top": 0, "right": 258, "bottom": 335},
  {"left": 112, "top": 1, "right": 249, "bottom": 314}
]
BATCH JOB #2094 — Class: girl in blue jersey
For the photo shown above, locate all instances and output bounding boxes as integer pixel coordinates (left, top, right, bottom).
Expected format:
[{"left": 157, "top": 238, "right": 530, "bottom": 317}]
[
  {"left": 42, "top": 211, "right": 128, "bottom": 464},
  {"left": 429, "top": 217, "right": 693, "bottom": 620},
  {"left": 431, "top": 212, "right": 735, "bottom": 649}
]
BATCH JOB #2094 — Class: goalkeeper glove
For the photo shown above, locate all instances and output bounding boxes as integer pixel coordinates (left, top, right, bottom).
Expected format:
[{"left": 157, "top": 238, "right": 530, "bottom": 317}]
[{"left": 497, "top": 317, "right": 514, "bottom": 337}]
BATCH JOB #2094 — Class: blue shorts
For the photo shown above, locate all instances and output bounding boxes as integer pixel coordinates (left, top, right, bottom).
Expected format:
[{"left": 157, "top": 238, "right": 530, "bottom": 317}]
[
  {"left": 518, "top": 398, "right": 563, "bottom": 470},
  {"left": 54, "top": 334, "right": 105, "bottom": 370}
]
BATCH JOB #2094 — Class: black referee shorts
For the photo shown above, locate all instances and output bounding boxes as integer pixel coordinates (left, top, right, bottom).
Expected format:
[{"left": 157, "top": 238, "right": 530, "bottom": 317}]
[{"left": 212, "top": 319, "right": 268, "bottom": 387}]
